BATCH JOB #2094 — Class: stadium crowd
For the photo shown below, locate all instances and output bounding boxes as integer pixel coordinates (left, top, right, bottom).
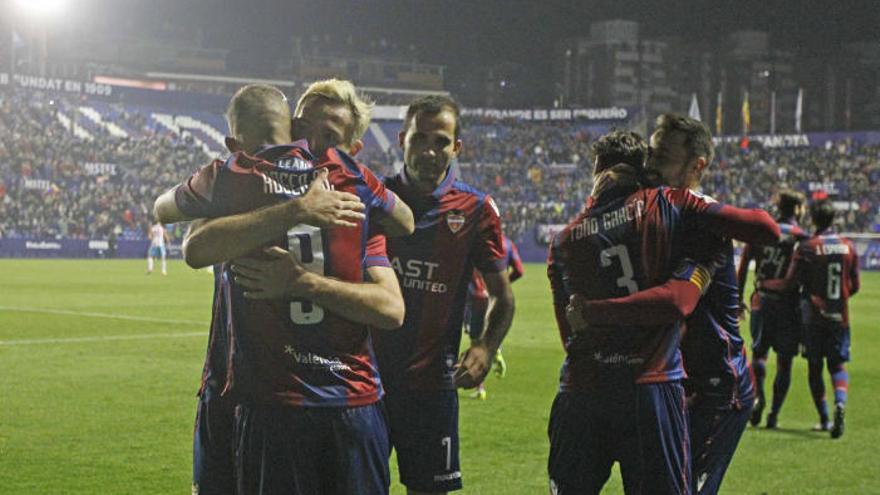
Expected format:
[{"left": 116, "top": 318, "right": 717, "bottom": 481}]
[
  {"left": 457, "top": 118, "right": 880, "bottom": 239},
  {"left": 1, "top": 90, "right": 878, "bottom": 243},
  {"left": 0, "top": 90, "right": 207, "bottom": 241}
]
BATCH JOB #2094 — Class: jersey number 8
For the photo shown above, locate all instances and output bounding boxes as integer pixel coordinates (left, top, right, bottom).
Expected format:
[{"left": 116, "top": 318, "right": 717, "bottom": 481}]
[{"left": 287, "top": 225, "right": 326, "bottom": 324}]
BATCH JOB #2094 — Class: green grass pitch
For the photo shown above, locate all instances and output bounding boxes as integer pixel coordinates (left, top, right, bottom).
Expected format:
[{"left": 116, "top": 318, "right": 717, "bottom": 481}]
[{"left": 1, "top": 260, "right": 878, "bottom": 493}]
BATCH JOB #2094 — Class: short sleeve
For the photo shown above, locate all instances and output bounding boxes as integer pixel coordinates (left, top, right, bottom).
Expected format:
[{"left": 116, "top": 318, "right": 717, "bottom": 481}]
[
  {"left": 364, "top": 232, "right": 390, "bottom": 269},
  {"left": 173, "top": 160, "right": 225, "bottom": 218},
  {"left": 472, "top": 196, "right": 506, "bottom": 274},
  {"left": 360, "top": 165, "right": 396, "bottom": 216}
]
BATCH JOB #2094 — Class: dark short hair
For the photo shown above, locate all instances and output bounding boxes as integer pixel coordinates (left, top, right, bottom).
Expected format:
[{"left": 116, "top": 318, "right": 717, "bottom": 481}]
[
  {"left": 810, "top": 199, "right": 836, "bottom": 230},
  {"left": 592, "top": 129, "right": 648, "bottom": 175},
  {"left": 404, "top": 95, "right": 461, "bottom": 140},
  {"left": 654, "top": 113, "right": 715, "bottom": 165},
  {"left": 776, "top": 189, "right": 805, "bottom": 218}
]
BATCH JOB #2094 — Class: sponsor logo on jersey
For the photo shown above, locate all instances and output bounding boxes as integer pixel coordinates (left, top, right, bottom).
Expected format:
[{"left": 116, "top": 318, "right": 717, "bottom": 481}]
[
  {"left": 391, "top": 257, "right": 448, "bottom": 293},
  {"left": 592, "top": 351, "right": 645, "bottom": 366},
  {"left": 283, "top": 345, "right": 351, "bottom": 372},
  {"left": 447, "top": 211, "right": 466, "bottom": 233}
]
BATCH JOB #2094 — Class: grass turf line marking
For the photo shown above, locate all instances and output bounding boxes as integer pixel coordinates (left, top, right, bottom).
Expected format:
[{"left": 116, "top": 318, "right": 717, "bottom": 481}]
[
  {"left": 0, "top": 306, "right": 205, "bottom": 326},
  {"left": 0, "top": 332, "right": 205, "bottom": 346},
  {"left": 0, "top": 306, "right": 208, "bottom": 345}
]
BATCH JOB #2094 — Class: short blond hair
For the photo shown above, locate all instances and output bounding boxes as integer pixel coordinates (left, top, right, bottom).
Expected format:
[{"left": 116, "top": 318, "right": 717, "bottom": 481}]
[
  {"left": 226, "top": 84, "right": 290, "bottom": 145},
  {"left": 294, "top": 78, "right": 374, "bottom": 146}
]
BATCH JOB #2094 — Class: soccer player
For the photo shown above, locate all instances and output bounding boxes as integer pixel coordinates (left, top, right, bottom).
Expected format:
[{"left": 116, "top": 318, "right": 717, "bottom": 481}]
[
  {"left": 737, "top": 189, "right": 809, "bottom": 428},
  {"left": 551, "top": 120, "right": 779, "bottom": 493},
  {"left": 760, "top": 199, "right": 860, "bottom": 438},
  {"left": 154, "top": 81, "right": 414, "bottom": 494},
  {"left": 146, "top": 220, "right": 169, "bottom": 275},
  {"left": 369, "top": 95, "right": 515, "bottom": 495},
  {"left": 464, "top": 234, "right": 523, "bottom": 399}
]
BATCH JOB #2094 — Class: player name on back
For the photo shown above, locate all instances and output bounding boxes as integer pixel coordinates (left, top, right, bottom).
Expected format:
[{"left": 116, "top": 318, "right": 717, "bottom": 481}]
[
  {"left": 816, "top": 244, "right": 850, "bottom": 255},
  {"left": 571, "top": 199, "right": 646, "bottom": 240},
  {"left": 261, "top": 169, "right": 320, "bottom": 196}
]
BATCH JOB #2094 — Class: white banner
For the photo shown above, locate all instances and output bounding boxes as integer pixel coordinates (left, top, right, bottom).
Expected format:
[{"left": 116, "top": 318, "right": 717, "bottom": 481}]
[
  {"left": 0, "top": 73, "right": 113, "bottom": 96},
  {"left": 461, "top": 106, "right": 629, "bottom": 122},
  {"left": 713, "top": 134, "right": 810, "bottom": 148},
  {"left": 82, "top": 162, "right": 117, "bottom": 176},
  {"left": 23, "top": 179, "right": 51, "bottom": 190}
]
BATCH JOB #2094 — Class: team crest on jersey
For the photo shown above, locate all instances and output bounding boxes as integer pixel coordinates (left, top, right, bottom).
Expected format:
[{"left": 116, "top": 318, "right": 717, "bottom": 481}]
[{"left": 446, "top": 211, "right": 466, "bottom": 233}]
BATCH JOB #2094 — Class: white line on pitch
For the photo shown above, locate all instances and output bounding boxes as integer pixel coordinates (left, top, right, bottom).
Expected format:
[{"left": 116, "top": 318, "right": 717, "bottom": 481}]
[
  {"left": 0, "top": 306, "right": 205, "bottom": 326},
  {"left": 0, "top": 332, "right": 206, "bottom": 346}
]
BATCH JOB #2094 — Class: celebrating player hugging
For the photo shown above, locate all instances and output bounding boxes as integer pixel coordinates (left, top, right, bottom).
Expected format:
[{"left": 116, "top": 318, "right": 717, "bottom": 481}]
[{"left": 151, "top": 79, "right": 862, "bottom": 495}]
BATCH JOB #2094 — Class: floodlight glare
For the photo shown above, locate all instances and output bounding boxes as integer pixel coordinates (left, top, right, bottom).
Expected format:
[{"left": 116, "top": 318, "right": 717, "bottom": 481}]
[{"left": 14, "top": 0, "right": 68, "bottom": 17}]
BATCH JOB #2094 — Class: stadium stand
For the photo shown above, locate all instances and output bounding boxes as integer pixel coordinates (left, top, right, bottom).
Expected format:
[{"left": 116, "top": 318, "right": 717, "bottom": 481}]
[{"left": 1, "top": 87, "right": 878, "bottom": 259}]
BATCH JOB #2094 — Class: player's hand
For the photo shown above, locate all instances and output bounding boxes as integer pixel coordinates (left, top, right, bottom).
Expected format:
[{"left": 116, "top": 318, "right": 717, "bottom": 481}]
[
  {"left": 231, "top": 247, "right": 316, "bottom": 300},
  {"left": 453, "top": 342, "right": 493, "bottom": 389},
  {"left": 566, "top": 294, "right": 589, "bottom": 334},
  {"left": 298, "top": 169, "right": 366, "bottom": 228}
]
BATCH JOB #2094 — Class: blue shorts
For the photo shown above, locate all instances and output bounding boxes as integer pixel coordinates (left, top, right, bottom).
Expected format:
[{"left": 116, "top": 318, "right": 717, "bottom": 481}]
[
  {"left": 689, "top": 397, "right": 751, "bottom": 495},
  {"left": 149, "top": 245, "right": 166, "bottom": 258},
  {"left": 235, "top": 402, "right": 390, "bottom": 495},
  {"left": 804, "top": 322, "right": 851, "bottom": 365},
  {"left": 750, "top": 296, "right": 802, "bottom": 358},
  {"left": 192, "top": 384, "right": 236, "bottom": 495},
  {"left": 384, "top": 389, "right": 462, "bottom": 492},
  {"left": 548, "top": 382, "right": 690, "bottom": 495}
]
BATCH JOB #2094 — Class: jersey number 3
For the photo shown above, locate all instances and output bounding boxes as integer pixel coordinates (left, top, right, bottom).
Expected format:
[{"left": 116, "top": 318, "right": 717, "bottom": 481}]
[
  {"left": 287, "top": 225, "right": 326, "bottom": 324},
  {"left": 601, "top": 244, "right": 639, "bottom": 294}
]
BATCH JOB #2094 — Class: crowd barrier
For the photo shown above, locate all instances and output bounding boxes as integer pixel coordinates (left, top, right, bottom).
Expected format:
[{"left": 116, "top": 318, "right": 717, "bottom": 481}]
[{"left": 0, "top": 238, "right": 181, "bottom": 259}]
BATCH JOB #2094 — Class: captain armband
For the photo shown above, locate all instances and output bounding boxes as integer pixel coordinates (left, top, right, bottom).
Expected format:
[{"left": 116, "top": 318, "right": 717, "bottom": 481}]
[{"left": 672, "top": 258, "right": 713, "bottom": 295}]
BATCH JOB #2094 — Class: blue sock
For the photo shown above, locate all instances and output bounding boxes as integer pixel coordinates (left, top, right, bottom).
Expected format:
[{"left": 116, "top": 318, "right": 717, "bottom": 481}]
[
  {"left": 830, "top": 364, "right": 848, "bottom": 407},
  {"left": 753, "top": 357, "right": 767, "bottom": 404},
  {"left": 771, "top": 355, "right": 793, "bottom": 415},
  {"left": 808, "top": 359, "right": 828, "bottom": 422}
]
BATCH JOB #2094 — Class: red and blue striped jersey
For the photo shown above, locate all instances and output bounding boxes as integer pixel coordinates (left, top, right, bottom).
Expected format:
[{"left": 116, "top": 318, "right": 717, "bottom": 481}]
[
  {"left": 549, "top": 186, "right": 741, "bottom": 389},
  {"left": 469, "top": 235, "right": 524, "bottom": 300},
  {"left": 680, "top": 235, "right": 754, "bottom": 405},
  {"left": 737, "top": 218, "right": 809, "bottom": 307},
  {"left": 372, "top": 168, "right": 506, "bottom": 391},
  {"left": 174, "top": 142, "right": 394, "bottom": 407},
  {"left": 767, "top": 228, "right": 860, "bottom": 326}
]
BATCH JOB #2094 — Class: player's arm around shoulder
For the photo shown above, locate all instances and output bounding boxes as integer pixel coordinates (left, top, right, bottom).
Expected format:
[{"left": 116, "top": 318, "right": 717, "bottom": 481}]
[
  {"left": 668, "top": 188, "right": 780, "bottom": 245},
  {"left": 182, "top": 170, "right": 366, "bottom": 268},
  {"left": 230, "top": 247, "right": 404, "bottom": 329},
  {"left": 374, "top": 192, "right": 415, "bottom": 237},
  {"left": 357, "top": 164, "right": 414, "bottom": 237},
  {"left": 154, "top": 188, "right": 192, "bottom": 224}
]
